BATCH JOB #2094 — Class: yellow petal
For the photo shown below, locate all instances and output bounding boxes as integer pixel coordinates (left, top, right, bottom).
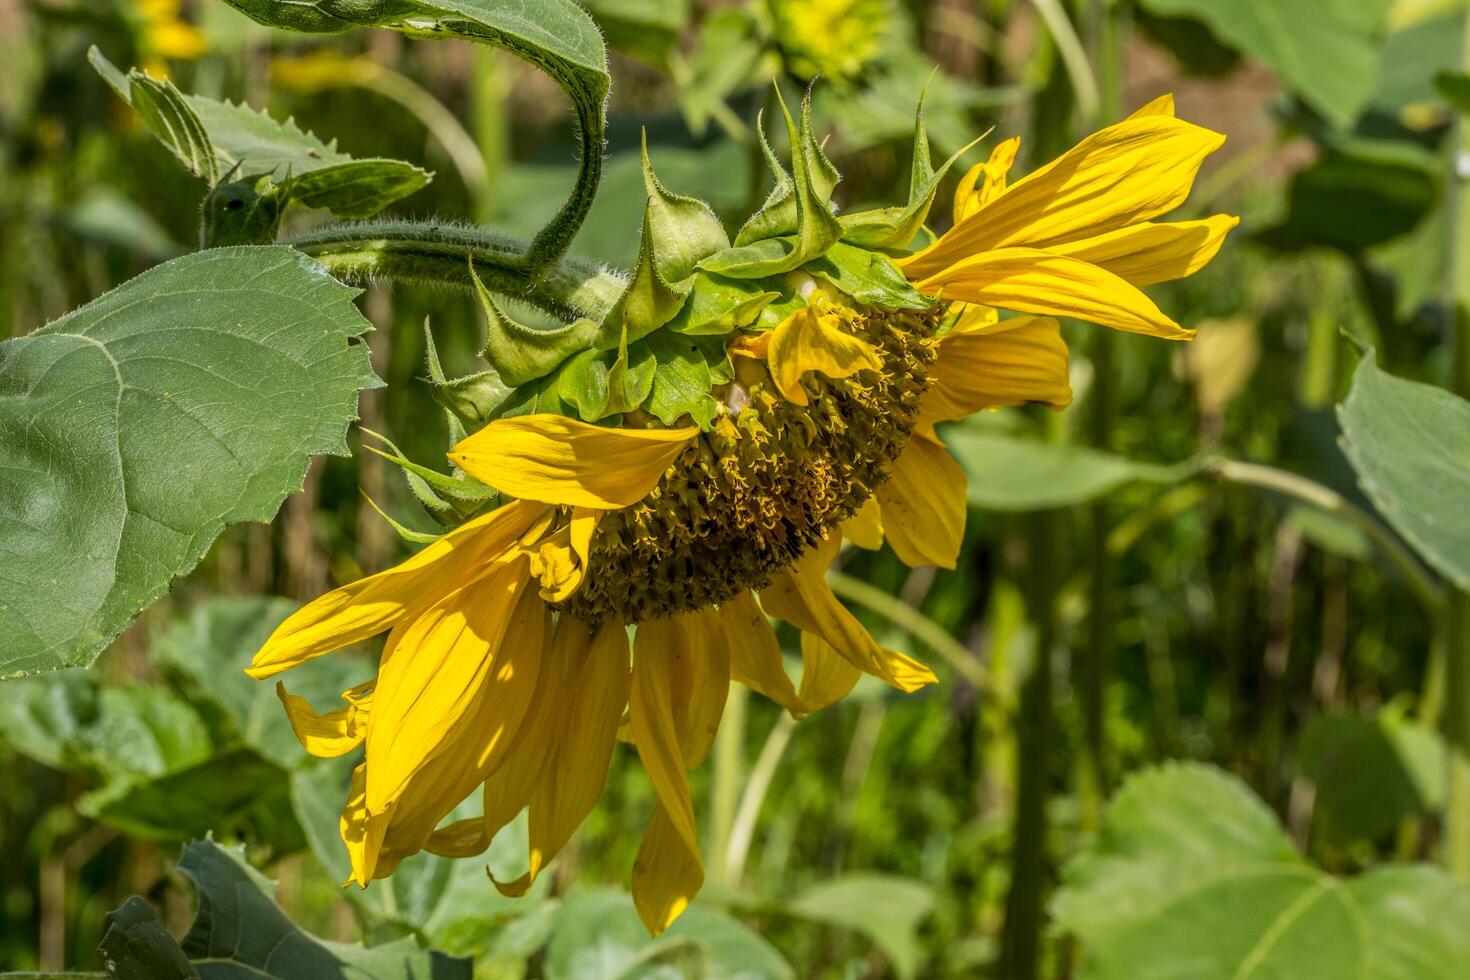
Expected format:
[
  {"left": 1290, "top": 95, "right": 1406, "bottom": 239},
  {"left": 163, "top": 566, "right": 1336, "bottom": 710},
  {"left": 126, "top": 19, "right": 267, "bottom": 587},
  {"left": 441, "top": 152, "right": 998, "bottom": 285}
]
[
  {"left": 722, "top": 591, "right": 802, "bottom": 714},
  {"left": 914, "top": 248, "right": 1193, "bottom": 339},
  {"left": 449, "top": 415, "right": 698, "bottom": 509},
  {"left": 1046, "top": 215, "right": 1238, "bottom": 288},
  {"left": 248, "top": 499, "right": 546, "bottom": 679},
  {"left": 528, "top": 507, "right": 602, "bottom": 603},
  {"left": 902, "top": 112, "right": 1225, "bottom": 279},
  {"left": 875, "top": 434, "right": 968, "bottom": 569},
  {"left": 949, "top": 303, "right": 999, "bottom": 334},
  {"left": 841, "top": 496, "right": 885, "bottom": 551},
  {"left": 629, "top": 621, "right": 701, "bottom": 871},
  {"left": 920, "top": 315, "right": 1072, "bottom": 426},
  {"left": 796, "top": 632, "right": 862, "bottom": 712},
  {"left": 760, "top": 536, "right": 937, "bottom": 692},
  {"left": 636, "top": 611, "right": 729, "bottom": 768},
  {"left": 951, "top": 137, "right": 1020, "bottom": 226},
  {"left": 1128, "top": 93, "right": 1175, "bottom": 118},
  {"left": 365, "top": 561, "right": 541, "bottom": 814},
  {"left": 276, "top": 682, "right": 368, "bottom": 758},
  {"left": 376, "top": 584, "right": 549, "bottom": 858},
  {"left": 494, "top": 621, "right": 630, "bottom": 897},
  {"left": 767, "top": 291, "right": 883, "bottom": 406},
  {"left": 631, "top": 802, "right": 704, "bottom": 936},
  {"left": 340, "top": 763, "right": 389, "bottom": 887}
]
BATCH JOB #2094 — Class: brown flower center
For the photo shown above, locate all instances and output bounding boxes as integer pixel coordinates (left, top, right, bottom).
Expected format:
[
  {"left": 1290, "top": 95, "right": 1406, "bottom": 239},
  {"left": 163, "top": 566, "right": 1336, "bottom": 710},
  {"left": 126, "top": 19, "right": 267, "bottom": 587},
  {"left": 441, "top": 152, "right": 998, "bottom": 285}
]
[{"left": 557, "top": 307, "right": 940, "bottom": 626}]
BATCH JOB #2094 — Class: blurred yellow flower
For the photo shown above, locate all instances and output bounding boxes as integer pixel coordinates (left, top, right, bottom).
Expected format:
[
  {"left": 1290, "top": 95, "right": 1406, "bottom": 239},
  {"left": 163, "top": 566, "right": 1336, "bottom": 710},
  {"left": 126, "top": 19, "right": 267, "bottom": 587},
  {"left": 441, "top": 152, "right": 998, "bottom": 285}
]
[
  {"left": 769, "top": 0, "right": 890, "bottom": 81},
  {"left": 135, "top": 0, "right": 207, "bottom": 65}
]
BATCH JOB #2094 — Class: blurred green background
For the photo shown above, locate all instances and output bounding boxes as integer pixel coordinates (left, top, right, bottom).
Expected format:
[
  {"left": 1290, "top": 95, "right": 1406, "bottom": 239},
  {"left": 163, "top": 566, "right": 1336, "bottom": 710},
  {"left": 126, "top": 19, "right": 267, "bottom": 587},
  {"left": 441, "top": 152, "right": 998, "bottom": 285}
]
[{"left": 3, "top": 0, "right": 1469, "bottom": 977}]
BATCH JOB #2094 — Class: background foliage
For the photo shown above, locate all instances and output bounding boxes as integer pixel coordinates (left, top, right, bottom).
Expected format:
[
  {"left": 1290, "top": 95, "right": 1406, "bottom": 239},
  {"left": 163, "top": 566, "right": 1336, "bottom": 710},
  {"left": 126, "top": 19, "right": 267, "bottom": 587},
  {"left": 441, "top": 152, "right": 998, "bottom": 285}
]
[{"left": 2, "top": 0, "right": 1470, "bottom": 976}]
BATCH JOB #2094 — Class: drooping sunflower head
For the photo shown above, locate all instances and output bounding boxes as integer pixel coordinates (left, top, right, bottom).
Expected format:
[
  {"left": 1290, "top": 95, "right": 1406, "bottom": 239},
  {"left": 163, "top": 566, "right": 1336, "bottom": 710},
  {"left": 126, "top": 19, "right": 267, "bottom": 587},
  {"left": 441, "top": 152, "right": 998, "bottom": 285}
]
[{"left": 249, "top": 87, "right": 1234, "bottom": 936}]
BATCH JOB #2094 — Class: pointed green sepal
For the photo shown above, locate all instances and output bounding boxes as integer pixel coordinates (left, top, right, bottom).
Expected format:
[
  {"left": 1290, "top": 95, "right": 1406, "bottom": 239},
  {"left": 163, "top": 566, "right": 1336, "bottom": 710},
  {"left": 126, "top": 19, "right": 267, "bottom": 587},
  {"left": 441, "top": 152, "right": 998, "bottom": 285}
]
[
  {"left": 665, "top": 271, "right": 780, "bottom": 335},
  {"left": 701, "top": 85, "right": 842, "bottom": 279},
  {"left": 642, "top": 131, "right": 730, "bottom": 283},
  {"left": 470, "top": 258, "right": 599, "bottom": 385},
  {"left": 600, "top": 205, "right": 692, "bottom": 346},
  {"left": 361, "top": 491, "right": 444, "bottom": 544},
  {"left": 422, "top": 320, "right": 468, "bottom": 446},
  {"left": 839, "top": 86, "right": 985, "bottom": 249},
  {"left": 804, "top": 242, "right": 936, "bottom": 309}
]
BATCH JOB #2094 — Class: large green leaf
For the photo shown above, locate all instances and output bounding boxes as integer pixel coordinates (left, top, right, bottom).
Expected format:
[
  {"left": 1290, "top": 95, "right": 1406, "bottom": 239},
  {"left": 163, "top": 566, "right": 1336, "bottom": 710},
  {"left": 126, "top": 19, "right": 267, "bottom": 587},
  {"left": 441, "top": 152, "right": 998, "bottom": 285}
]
[
  {"left": 543, "top": 887, "right": 794, "bottom": 980},
  {"left": 151, "top": 596, "right": 365, "bottom": 766},
  {"left": 0, "top": 246, "right": 379, "bottom": 677},
  {"left": 786, "top": 874, "right": 935, "bottom": 980},
  {"left": 1338, "top": 351, "right": 1470, "bottom": 590},
  {"left": 214, "top": 0, "right": 609, "bottom": 266},
  {"left": 1138, "top": 0, "right": 1392, "bottom": 127},
  {"left": 1299, "top": 710, "right": 1445, "bottom": 847},
  {"left": 291, "top": 757, "right": 544, "bottom": 953},
  {"left": 177, "top": 840, "right": 471, "bottom": 978},
  {"left": 943, "top": 428, "right": 1188, "bottom": 511},
  {"left": 90, "top": 48, "right": 429, "bottom": 220},
  {"left": 1053, "top": 762, "right": 1470, "bottom": 979}
]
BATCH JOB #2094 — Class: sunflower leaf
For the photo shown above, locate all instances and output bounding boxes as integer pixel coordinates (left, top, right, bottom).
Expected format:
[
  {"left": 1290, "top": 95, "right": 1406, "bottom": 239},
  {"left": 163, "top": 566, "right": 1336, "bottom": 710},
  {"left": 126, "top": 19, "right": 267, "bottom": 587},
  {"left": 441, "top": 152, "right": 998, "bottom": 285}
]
[
  {"left": 89, "top": 47, "right": 429, "bottom": 222},
  {"left": 0, "top": 247, "right": 379, "bottom": 677},
  {"left": 665, "top": 271, "right": 780, "bottom": 336},
  {"left": 642, "top": 132, "right": 730, "bottom": 283},
  {"left": 470, "top": 259, "right": 599, "bottom": 384},
  {"left": 210, "top": 0, "right": 609, "bottom": 267},
  {"left": 804, "top": 242, "right": 935, "bottom": 309}
]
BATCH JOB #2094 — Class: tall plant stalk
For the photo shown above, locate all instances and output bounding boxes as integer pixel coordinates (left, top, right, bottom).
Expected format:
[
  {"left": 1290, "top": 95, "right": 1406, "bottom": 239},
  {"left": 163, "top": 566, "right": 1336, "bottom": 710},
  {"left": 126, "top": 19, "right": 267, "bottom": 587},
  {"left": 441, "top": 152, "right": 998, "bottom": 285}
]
[{"left": 1441, "top": 9, "right": 1470, "bottom": 880}]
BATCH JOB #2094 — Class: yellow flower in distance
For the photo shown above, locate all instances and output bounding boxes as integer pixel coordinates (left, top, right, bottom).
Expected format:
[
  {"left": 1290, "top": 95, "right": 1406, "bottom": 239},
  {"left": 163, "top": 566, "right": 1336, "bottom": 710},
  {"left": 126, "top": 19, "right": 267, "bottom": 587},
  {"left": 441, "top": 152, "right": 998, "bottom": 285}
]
[{"left": 251, "top": 92, "right": 1234, "bottom": 936}]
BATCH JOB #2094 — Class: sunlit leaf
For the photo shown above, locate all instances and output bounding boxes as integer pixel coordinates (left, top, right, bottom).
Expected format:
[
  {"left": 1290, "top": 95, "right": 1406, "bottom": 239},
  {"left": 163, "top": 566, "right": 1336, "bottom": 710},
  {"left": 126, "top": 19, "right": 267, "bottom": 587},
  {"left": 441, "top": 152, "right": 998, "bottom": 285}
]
[
  {"left": 786, "top": 874, "right": 935, "bottom": 980},
  {"left": 0, "top": 246, "right": 379, "bottom": 676},
  {"left": 1053, "top": 762, "right": 1470, "bottom": 979},
  {"left": 1300, "top": 710, "right": 1445, "bottom": 847},
  {"left": 1137, "top": 0, "right": 1393, "bottom": 128},
  {"left": 1338, "top": 351, "right": 1470, "bottom": 589}
]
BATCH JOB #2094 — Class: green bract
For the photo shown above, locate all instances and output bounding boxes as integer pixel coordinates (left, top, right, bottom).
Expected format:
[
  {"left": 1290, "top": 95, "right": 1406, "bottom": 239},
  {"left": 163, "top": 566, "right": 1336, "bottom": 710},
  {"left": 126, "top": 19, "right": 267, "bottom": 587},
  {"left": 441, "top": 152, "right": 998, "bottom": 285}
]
[
  {"left": 430, "top": 87, "right": 940, "bottom": 443},
  {"left": 89, "top": 48, "right": 431, "bottom": 241}
]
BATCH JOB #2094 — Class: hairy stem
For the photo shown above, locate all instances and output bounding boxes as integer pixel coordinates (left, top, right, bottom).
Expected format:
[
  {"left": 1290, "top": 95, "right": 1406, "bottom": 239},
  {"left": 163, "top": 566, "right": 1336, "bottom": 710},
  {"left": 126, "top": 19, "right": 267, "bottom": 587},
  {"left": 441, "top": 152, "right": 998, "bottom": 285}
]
[{"left": 282, "top": 220, "right": 627, "bottom": 322}]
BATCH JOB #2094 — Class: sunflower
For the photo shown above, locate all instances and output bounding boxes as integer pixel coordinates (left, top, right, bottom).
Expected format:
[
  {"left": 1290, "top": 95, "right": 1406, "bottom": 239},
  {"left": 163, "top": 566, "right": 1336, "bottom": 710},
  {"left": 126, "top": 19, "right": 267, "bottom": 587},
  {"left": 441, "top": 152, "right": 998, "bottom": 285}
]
[{"left": 250, "top": 91, "right": 1233, "bottom": 935}]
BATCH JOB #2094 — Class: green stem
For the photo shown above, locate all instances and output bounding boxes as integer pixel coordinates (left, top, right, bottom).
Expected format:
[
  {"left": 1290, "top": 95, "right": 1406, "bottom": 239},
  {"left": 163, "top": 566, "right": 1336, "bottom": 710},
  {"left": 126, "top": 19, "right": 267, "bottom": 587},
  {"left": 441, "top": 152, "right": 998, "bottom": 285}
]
[
  {"left": 1000, "top": 509, "right": 1058, "bottom": 980},
  {"left": 709, "top": 682, "right": 747, "bottom": 885},
  {"left": 826, "top": 570, "right": 988, "bottom": 690},
  {"left": 1205, "top": 457, "right": 1444, "bottom": 614},
  {"left": 281, "top": 220, "right": 627, "bottom": 321},
  {"left": 1441, "top": 8, "right": 1470, "bottom": 878}
]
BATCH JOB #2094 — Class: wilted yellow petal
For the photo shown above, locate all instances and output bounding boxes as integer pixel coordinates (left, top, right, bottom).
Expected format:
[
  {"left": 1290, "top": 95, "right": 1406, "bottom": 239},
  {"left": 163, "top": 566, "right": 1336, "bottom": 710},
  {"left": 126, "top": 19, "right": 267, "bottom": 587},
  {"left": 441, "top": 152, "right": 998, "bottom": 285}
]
[
  {"left": 722, "top": 591, "right": 802, "bottom": 714},
  {"left": 628, "top": 622, "right": 702, "bottom": 907},
  {"left": 842, "top": 496, "right": 885, "bottom": 551},
  {"left": 761, "top": 536, "right": 937, "bottom": 692},
  {"left": 449, "top": 415, "right": 698, "bottom": 509},
  {"left": 796, "top": 632, "right": 863, "bottom": 712},
  {"left": 875, "top": 434, "right": 968, "bottom": 569},
  {"left": 365, "top": 561, "right": 540, "bottom": 814},
  {"left": 377, "top": 583, "right": 549, "bottom": 859},
  {"left": 631, "top": 802, "right": 704, "bottom": 936},
  {"left": 920, "top": 315, "right": 1072, "bottom": 426},
  {"left": 1047, "top": 215, "right": 1238, "bottom": 287},
  {"left": 247, "top": 499, "right": 546, "bottom": 679},
  {"left": 767, "top": 291, "right": 884, "bottom": 406},
  {"left": 528, "top": 507, "right": 602, "bottom": 603},
  {"left": 914, "top": 248, "right": 1193, "bottom": 339},
  {"left": 902, "top": 112, "right": 1224, "bottom": 278},
  {"left": 637, "top": 611, "right": 729, "bottom": 768},
  {"left": 276, "top": 682, "right": 368, "bottom": 758},
  {"left": 341, "top": 764, "right": 389, "bottom": 887},
  {"left": 492, "top": 621, "right": 630, "bottom": 897},
  {"left": 951, "top": 137, "right": 1020, "bottom": 226}
]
